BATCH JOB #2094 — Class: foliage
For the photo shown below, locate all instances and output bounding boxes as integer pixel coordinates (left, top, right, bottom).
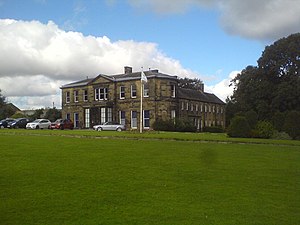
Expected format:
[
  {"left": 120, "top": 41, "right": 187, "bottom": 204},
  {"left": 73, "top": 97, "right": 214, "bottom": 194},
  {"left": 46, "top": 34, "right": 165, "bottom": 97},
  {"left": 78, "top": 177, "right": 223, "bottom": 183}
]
[
  {"left": 271, "top": 131, "right": 292, "bottom": 140},
  {"left": 29, "top": 108, "right": 45, "bottom": 120},
  {"left": 227, "top": 33, "right": 300, "bottom": 124},
  {"left": 0, "top": 89, "right": 14, "bottom": 119},
  {"left": 227, "top": 116, "right": 251, "bottom": 138},
  {"left": 11, "top": 112, "right": 25, "bottom": 119},
  {"left": 202, "top": 126, "right": 224, "bottom": 133},
  {"left": 271, "top": 111, "right": 285, "bottom": 132},
  {"left": 153, "top": 118, "right": 197, "bottom": 132},
  {"left": 245, "top": 110, "right": 258, "bottom": 129},
  {"left": 44, "top": 108, "right": 62, "bottom": 122},
  {"left": 283, "top": 111, "right": 300, "bottom": 140},
  {"left": 1, "top": 133, "right": 300, "bottom": 225},
  {"left": 255, "top": 121, "right": 275, "bottom": 139},
  {"left": 178, "top": 77, "right": 204, "bottom": 91}
]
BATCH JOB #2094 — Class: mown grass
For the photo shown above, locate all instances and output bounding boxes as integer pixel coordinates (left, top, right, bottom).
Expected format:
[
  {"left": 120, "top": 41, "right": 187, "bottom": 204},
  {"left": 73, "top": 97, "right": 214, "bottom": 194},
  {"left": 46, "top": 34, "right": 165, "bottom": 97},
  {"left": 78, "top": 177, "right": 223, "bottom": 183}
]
[
  {"left": 0, "top": 131, "right": 300, "bottom": 224},
  {"left": 1, "top": 128, "right": 300, "bottom": 146}
]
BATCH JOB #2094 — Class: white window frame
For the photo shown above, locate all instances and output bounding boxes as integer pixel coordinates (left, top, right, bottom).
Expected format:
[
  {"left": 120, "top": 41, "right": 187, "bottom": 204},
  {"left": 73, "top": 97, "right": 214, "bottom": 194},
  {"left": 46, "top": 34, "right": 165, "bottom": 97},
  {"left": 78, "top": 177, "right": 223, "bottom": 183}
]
[
  {"left": 143, "top": 110, "right": 150, "bottom": 129},
  {"left": 83, "top": 90, "right": 88, "bottom": 102},
  {"left": 131, "top": 111, "right": 137, "bottom": 129},
  {"left": 119, "top": 111, "right": 125, "bottom": 126},
  {"left": 85, "top": 108, "right": 90, "bottom": 128},
  {"left": 171, "top": 84, "right": 176, "bottom": 98},
  {"left": 66, "top": 91, "right": 70, "bottom": 103},
  {"left": 131, "top": 85, "right": 137, "bottom": 98},
  {"left": 143, "top": 84, "right": 149, "bottom": 97},
  {"left": 120, "top": 86, "right": 125, "bottom": 99},
  {"left": 74, "top": 90, "right": 79, "bottom": 102}
]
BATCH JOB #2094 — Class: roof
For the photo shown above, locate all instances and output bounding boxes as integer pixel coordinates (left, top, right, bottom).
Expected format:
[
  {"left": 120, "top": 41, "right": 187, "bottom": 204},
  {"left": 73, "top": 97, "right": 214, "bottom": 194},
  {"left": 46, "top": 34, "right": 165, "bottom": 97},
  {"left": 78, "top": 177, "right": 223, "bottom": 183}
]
[
  {"left": 178, "top": 88, "right": 225, "bottom": 105},
  {"left": 61, "top": 70, "right": 177, "bottom": 89}
]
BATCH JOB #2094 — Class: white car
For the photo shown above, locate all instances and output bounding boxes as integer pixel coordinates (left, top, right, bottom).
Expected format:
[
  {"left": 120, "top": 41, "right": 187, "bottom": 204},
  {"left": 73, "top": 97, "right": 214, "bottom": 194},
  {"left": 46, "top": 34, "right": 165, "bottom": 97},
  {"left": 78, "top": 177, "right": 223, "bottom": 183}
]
[
  {"left": 26, "top": 119, "right": 51, "bottom": 129},
  {"left": 93, "top": 121, "right": 125, "bottom": 131}
]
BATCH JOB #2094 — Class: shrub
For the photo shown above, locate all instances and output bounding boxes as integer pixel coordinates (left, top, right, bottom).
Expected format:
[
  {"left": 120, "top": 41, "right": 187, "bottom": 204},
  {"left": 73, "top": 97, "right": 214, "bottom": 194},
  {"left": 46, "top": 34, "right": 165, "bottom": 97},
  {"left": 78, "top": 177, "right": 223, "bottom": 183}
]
[
  {"left": 255, "top": 121, "right": 274, "bottom": 139},
  {"left": 153, "top": 118, "right": 197, "bottom": 132},
  {"left": 227, "top": 116, "right": 251, "bottom": 138},
  {"left": 271, "top": 131, "right": 292, "bottom": 140},
  {"left": 203, "top": 126, "right": 224, "bottom": 133}
]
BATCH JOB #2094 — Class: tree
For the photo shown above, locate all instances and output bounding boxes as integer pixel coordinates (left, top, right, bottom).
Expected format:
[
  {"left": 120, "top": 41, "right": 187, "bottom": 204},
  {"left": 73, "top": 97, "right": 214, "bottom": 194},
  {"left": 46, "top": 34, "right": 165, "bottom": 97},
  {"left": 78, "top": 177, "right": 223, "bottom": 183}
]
[
  {"left": 283, "top": 111, "right": 300, "bottom": 140},
  {"left": 227, "top": 116, "right": 251, "bottom": 138},
  {"left": 0, "top": 89, "right": 14, "bottom": 120},
  {"left": 44, "top": 108, "right": 61, "bottom": 122},
  {"left": 228, "top": 33, "right": 300, "bottom": 124},
  {"left": 178, "top": 77, "right": 204, "bottom": 91}
]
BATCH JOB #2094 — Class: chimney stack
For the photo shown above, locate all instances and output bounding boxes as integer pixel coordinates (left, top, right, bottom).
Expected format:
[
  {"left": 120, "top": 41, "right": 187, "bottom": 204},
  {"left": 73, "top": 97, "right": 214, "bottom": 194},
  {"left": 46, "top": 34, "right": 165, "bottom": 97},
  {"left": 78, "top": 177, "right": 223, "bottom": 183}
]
[{"left": 124, "top": 66, "right": 132, "bottom": 74}]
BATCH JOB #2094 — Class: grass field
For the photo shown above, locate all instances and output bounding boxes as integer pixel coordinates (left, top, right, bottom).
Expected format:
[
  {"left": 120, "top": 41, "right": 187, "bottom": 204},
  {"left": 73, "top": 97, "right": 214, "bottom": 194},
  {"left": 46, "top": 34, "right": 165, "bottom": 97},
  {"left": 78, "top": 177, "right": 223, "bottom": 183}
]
[{"left": 0, "top": 129, "right": 300, "bottom": 225}]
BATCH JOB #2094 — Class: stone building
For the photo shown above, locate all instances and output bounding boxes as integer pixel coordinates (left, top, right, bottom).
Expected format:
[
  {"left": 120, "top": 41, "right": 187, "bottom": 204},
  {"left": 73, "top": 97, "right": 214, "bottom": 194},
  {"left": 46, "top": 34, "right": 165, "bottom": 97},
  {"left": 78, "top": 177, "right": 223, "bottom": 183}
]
[{"left": 60, "top": 67, "right": 225, "bottom": 130}]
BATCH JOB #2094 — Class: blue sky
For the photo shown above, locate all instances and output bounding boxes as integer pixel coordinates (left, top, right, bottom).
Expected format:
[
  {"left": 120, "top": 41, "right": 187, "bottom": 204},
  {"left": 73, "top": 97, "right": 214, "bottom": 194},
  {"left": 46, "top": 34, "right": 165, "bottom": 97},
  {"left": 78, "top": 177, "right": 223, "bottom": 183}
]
[{"left": 0, "top": 0, "right": 299, "bottom": 109}]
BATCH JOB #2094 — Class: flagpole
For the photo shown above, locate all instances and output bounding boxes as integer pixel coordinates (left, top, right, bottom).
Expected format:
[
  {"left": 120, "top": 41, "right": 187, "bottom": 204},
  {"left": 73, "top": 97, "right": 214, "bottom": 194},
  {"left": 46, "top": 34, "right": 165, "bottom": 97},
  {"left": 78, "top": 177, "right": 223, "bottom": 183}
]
[{"left": 140, "top": 68, "right": 143, "bottom": 133}]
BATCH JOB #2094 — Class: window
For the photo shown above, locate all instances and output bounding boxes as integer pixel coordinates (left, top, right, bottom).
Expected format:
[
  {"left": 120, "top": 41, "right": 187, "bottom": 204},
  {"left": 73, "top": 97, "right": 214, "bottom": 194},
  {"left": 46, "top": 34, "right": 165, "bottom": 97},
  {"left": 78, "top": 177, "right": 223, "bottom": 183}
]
[
  {"left": 171, "top": 110, "right": 176, "bottom": 120},
  {"left": 83, "top": 90, "right": 88, "bottom": 102},
  {"left": 101, "top": 108, "right": 106, "bottom": 124},
  {"left": 171, "top": 84, "right": 176, "bottom": 97},
  {"left": 181, "top": 102, "right": 184, "bottom": 110},
  {"left": 66, "top": 113, "right": 70, "bottom": 120},
  {"left": 120, "top": 111, "right": 125, "bottom": 126},
  {"left": 196, "top": 104, "right": 199, "bottom": 112},
  {"left": 74, "top": 90, "right": 79, "bottom": 102},
  {"left": 131, "top": 111, "right": 137, "bottom": 128},
  {"left": 85, "top": 108, "right": 90, "bottom": 128},
  {"left": 200, "top": 104, "right": 203, "bottom": 112},
  {"left": 95, "top": 88, "right": 108, "bottom": 100},
  {"left": 205, "top": 105, "right": 207, "bottom": 112},
  {"left": 131, "top": 85, "right": 137, "bottom": 98},
  {"left": 186, "top": 102, "right": 189, "bottom": 111},
  {"left": 143, "top": 84, "right": 149, "bottom": 97},
  {"left": 144, "top": 110, "right": 150, "bottom": 128},
  {"left": 100, "top": 88, "right": 108, "bottom": 100},
  {"left": 120, "top": 86, "right": 125, "bottom": 99},
  {"left": 191, "top": 103, "right": 193, "bottom": 111},
  {"left": 95, "top": 89, "right": 99, "bottom": 100},
  {"left": 66, "top": 91, "right": 70, "bottom": 103},
  {"left": 107, "top": 108, "right": 112, "bottom": 122},
  {"left": 74, "top": 113, "right": 79, "bottom": 128}
]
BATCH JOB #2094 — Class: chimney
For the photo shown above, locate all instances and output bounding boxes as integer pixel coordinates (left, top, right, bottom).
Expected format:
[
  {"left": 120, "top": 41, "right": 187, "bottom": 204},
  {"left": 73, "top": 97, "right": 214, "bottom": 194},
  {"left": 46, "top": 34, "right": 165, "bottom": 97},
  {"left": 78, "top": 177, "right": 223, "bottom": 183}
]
[{"left": 124, "top": 66, "right": 132, "bottom": 74}]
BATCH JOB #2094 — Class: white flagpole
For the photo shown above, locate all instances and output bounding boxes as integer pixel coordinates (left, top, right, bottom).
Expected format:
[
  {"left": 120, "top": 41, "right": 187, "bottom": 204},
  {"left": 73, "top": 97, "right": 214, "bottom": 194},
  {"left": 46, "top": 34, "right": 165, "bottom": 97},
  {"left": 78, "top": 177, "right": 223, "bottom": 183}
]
[{"left": 140, "top": 69, "right": 143, "bottom": 133}]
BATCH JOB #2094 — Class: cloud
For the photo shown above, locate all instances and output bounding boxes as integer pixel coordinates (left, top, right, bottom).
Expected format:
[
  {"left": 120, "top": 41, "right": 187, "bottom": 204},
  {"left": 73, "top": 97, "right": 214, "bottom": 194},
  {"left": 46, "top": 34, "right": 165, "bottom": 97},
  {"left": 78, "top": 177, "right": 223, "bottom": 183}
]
[
  {"left": 0, "top": 19, "right": 200, "bottom": 109},
  {"left": 128, "top": 0, "right": 300, "bottom": 41},
  {"left": 205, "top": 70, "right": 239, "bottom": 101}
]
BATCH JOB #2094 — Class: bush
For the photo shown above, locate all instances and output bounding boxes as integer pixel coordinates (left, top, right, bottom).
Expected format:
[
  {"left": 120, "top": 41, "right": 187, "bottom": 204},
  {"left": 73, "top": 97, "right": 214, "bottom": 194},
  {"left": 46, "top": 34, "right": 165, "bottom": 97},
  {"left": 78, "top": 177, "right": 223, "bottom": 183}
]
[
  {"left": 227, "top": 116, "right": 251, "bottom": 138},
  {"left": 255, "top": 121, "right": 274, "bottom": 139},
  {"left": 153, "top": 118, "right": 197, "bottom": 132},
  {"left": 271, "top": 131, "right": 292, "bottom": 140},
  {"left": 203, "top": 126, "right": 224, "bottom": 133}
]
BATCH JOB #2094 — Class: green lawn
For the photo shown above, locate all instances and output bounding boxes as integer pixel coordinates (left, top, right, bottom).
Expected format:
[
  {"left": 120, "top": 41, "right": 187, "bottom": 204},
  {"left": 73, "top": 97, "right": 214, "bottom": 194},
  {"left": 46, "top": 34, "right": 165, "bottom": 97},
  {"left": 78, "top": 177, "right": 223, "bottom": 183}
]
[{"left": 0, "top": 130, "right": 300, "bottom": 225}]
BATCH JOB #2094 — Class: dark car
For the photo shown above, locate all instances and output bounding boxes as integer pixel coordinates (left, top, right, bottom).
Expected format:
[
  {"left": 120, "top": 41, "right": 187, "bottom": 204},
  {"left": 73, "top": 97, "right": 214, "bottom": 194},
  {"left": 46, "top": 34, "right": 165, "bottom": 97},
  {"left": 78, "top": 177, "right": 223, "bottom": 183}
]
[
  {"left": 50, "top": 119, "right": 74, "bottom": 130},
  {"left": 0, "top": 118, "right": 15, "bottom": 128},
  {"left": 7, "top": 118, "right": 30, "bottom": 129}
]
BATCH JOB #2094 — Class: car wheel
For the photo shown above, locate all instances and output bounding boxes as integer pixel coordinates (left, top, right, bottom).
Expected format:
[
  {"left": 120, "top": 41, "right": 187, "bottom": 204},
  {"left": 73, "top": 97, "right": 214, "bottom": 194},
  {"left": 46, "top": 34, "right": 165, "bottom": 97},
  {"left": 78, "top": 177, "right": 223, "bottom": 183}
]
[
  {"left": 116, "top": 127, "right": 122, "bottom": 132},
  {"left": 36, "top": 125, "right": 39, "bottom": 129},
  {"left": 97, "top": 127, "right": 102, "bottom": 131},
  {"left": 60, "top": 126, "right": 64, "bottom": 130},
  {"left": 0, "top": 125, "right": 4, "bottom": 129}
]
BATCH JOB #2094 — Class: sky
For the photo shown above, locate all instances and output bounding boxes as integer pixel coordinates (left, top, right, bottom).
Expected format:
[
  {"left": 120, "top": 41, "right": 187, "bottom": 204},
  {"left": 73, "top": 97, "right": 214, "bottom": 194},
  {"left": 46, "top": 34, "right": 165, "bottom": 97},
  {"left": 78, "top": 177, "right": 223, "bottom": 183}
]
[{"left": 0, "top": 0, "right": 300, "bottom": 110}]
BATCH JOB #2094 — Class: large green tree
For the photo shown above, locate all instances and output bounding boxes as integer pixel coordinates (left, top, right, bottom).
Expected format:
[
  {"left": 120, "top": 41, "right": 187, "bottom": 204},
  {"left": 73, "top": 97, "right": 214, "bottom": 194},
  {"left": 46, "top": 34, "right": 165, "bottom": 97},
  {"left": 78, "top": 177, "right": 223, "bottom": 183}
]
[{"left": 228, "top": 33, "right": 300, "bottom": 122}]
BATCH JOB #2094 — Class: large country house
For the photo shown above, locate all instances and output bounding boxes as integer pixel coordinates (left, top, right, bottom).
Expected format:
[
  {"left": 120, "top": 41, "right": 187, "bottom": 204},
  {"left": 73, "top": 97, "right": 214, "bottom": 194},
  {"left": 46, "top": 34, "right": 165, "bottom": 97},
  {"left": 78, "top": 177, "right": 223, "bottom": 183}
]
[{"left": 60, "top": 67, "right": 225, "bottom": 130}]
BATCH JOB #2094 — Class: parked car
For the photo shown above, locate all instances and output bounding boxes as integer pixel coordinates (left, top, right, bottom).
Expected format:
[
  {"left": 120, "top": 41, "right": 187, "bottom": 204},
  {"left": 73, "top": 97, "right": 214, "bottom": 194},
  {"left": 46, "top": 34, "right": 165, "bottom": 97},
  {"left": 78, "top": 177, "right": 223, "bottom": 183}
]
[
  {"left": 26, "top": 119, "right": 51, "bottom": 129},
  {"left": 0, "top": 118, "right": 15, "bottom": 128},
  {"left": 50, "top": 119, "right": 74, "bottom": 130},
  {"left": 93, "top": 121, "right": 125, "bottom": 131},
  {"left": 7, "top": 118, "right": 30, "bottom": 129}
]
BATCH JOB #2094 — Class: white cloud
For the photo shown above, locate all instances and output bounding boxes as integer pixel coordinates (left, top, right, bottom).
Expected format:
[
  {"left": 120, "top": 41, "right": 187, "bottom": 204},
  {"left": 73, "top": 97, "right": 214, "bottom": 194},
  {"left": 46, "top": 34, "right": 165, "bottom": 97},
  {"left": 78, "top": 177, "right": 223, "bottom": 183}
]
[
  {"left": 205, "top": 70, "right": 239, "bottom": 101},
  {"left": 128, "top": 0, "right": 300, "bottom": 41},
  {"left": 0, "top": 19, "right": 200, "bottom": 109}
]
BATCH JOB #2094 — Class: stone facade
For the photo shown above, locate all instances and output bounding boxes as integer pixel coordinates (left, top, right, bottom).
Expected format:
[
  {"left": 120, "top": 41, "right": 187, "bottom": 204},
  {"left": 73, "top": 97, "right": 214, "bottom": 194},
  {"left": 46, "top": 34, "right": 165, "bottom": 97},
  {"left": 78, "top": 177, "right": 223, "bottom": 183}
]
[{"left": 60, "top": 67, "right": 225, "bottom": 130}]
